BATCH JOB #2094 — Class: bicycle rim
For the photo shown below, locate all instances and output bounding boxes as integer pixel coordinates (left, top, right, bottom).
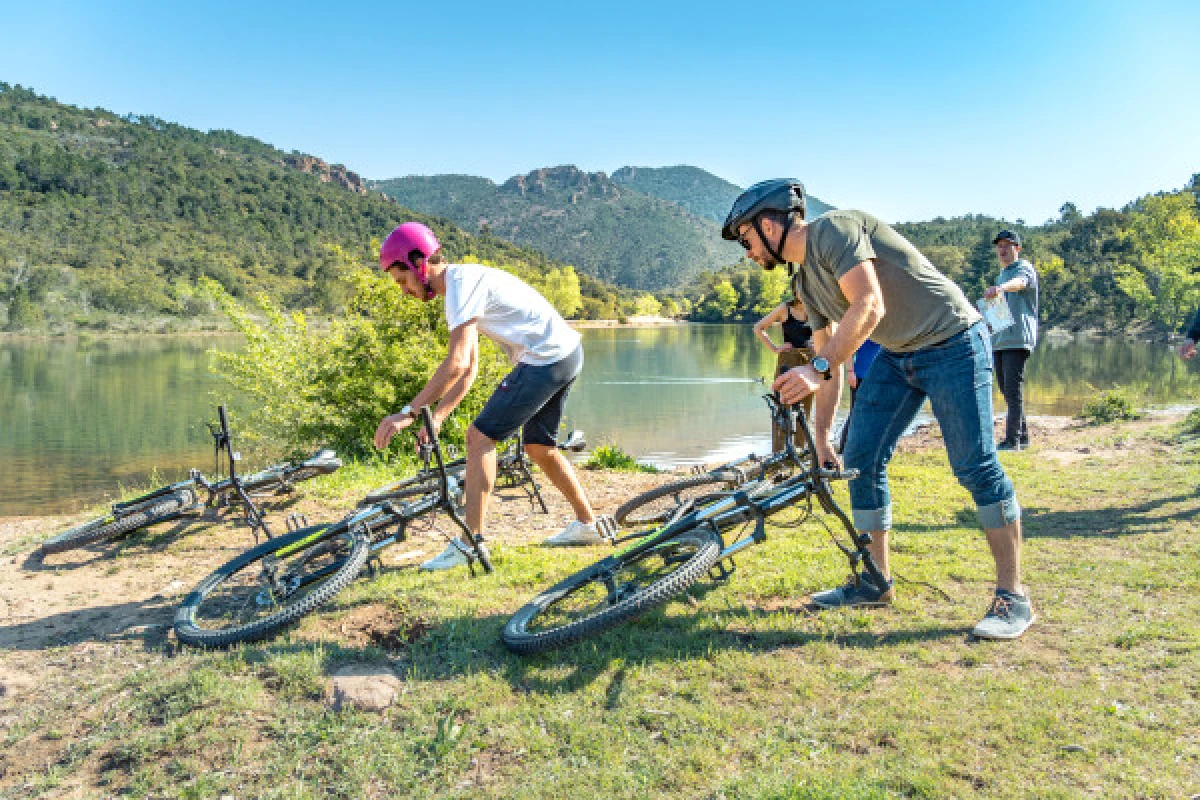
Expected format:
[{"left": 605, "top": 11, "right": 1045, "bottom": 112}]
[
  {"left": 174, "top": 525, "right": 369, "bottom": 648},
  {"left": 503, "top": 524, "right": 723, "bottom": 654}
]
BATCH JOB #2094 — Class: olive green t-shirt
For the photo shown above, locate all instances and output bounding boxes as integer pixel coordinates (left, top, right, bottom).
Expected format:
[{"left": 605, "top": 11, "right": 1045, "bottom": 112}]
[{"left": 793, "top": 210, "right": 981, "bottom": 353}]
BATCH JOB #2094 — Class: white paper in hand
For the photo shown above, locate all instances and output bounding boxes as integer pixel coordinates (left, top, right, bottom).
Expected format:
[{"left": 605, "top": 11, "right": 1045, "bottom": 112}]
[{"left": 977, "top": 295, "right": 1015, "bottom": 335}]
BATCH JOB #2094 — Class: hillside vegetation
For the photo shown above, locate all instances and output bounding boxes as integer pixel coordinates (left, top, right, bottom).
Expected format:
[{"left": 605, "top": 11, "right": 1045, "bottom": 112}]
[
  {"left": 372, "top": 165, "right": 835, "bottom": 292},
  {"left": 372, "top": 166, "right": 745, "bottom": 290},
  {"left": 0, "top": 84, "right": 635, "bottom": 333},
  {"left": 682, "top": 181, "right": 1200, "bottom": 332},
  {"left": 611, "top": 165, "right": 834, "bottom": 225}
]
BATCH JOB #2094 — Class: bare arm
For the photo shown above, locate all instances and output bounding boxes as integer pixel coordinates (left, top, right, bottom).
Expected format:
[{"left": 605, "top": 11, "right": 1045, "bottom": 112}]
[
  {"left": 373, "top": 321, "right": 480, "bottom": 449},
  {"left": 809, "top": 323, "right": 843, "bottom": 452},
  {"left": 409, "top": 321, "right": 480, "bottom": 412},
  {"left": 985, "top": 276, "right": 1028, "bottom": 298},
  {"left": 771, "top": 261, "right": 883, "bottom": 464},
  {"left": 820, "top": 261, "right": 885, "bottom": 368},
  {"left": 753, "top": 304, "right": 789, "bottom": 353}
]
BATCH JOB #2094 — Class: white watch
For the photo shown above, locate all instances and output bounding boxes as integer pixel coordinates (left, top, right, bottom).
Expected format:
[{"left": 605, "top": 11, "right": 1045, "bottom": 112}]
[{"left": 400, "top": 404, "right": 418, "bottom": 420}]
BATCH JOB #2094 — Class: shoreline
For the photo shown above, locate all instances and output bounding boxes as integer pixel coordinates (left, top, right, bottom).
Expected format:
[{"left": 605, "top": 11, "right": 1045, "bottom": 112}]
[{"left": 2, "top": 319, "right": 1188, "bottom": 341}]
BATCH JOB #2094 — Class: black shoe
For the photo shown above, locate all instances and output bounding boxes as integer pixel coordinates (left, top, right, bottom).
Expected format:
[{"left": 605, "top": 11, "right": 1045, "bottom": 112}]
[{"left": 996, "top": 440, "right": 1024, "bottom": 452}]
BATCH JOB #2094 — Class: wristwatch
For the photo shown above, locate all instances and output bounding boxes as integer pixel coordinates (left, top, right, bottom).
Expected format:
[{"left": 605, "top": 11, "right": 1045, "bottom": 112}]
[
  {"left": 811, "top": 356, "right": 832, "bottom": 381},
  {"left": 399, "top": 404, "right": 419, "bottom": 420}
]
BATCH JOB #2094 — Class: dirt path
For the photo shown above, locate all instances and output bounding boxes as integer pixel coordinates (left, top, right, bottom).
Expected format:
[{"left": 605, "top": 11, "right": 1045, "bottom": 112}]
[{"left": 0, "top": 470, "right": 670, "bottom": 654}]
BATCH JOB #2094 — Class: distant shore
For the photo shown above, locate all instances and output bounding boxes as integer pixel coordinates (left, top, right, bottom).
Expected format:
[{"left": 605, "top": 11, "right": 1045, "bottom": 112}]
[{"left": 0, "top": 318, "right": 1186, "bottom": 341}]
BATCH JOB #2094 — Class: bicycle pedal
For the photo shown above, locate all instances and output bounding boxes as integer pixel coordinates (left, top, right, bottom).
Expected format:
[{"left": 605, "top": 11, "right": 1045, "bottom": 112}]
[
  {"left": 365, "top": 555, "right": 384, "bottom": 580},
  {"left": 595, "top": 515, "right": 619, "bottom": 544},
  {"left": 285, "top": 513, "right": 309, "bottom": 532},
  {"left": 708, "top": 558, "right": 736, "bottom": 582}
]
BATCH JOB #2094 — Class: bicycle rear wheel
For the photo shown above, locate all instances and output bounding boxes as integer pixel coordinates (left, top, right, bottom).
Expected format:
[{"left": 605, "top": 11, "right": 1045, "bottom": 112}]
[
  {"left": 613, "top": 472, "right": 739, "bottom": 528},
  {"left": 39, "top": 490, "right": 196, "bottom": 556},
  {"left": 503, "top": 524, "right": 724, "bottom": 655},
  {"left": 174, "top": 525, "right": 369, "bottom": 648}
]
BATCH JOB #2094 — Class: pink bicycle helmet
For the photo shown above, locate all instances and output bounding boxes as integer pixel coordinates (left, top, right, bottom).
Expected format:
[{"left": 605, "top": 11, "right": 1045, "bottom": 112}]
[{"left": 379, "top": 222, "right": 441, "bottom": 284}]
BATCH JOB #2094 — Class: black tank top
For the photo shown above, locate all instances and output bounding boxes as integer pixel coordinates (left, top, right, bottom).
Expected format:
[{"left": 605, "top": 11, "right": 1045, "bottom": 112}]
[{"left": 781, "top": 307, "right": 813, "bottom": 349}]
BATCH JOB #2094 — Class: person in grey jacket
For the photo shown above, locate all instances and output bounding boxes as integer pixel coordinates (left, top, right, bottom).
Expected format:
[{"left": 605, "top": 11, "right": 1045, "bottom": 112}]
[{"left": 986, "top": 230, "right": 1039, "bottom": 450}]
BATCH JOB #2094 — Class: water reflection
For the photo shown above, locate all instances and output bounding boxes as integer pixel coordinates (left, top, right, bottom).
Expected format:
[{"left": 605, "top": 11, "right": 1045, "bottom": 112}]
[
  {"left": 2, "top": 327, "right": 1197, "bottom": 515},
  {"left": 0, "top": 336, "right": 243, "bottom": 515}
]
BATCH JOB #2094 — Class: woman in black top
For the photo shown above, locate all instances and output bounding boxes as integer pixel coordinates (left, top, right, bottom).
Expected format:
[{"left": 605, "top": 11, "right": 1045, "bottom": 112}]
[
  {"left": 754, "top": 295, "right": 813, "bottom": 353},
  {"left": 754, "top": 295, "right": 814, "bottom": 450}
]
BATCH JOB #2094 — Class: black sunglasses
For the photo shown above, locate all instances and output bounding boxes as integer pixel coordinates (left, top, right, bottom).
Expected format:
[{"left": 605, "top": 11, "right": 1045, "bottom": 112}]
[{"left": 737, "top": 228, "right": 753, "bottom": 251}]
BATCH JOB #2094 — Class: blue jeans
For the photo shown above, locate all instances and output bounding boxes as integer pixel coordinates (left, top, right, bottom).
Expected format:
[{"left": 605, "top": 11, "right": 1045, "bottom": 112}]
[{"left": 842, "top": 322, "right": 1020, "bottom": 531}]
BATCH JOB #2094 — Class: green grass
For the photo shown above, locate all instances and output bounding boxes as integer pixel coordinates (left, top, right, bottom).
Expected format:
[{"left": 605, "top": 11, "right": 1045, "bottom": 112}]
[{"left": 4, "top": 419, "right": 1200, "bottom": 798}]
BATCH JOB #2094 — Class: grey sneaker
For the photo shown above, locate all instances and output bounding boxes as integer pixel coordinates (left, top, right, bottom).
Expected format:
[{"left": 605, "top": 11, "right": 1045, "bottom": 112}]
[
  {"left": 811, "top": 571, "right": 894, "bottom": 609},
  {"left": 972, "top": 589, "right": 1035, "bottom": 639}
]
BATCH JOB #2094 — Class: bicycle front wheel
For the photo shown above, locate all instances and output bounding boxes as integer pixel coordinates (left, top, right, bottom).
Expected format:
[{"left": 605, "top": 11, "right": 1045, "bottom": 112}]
[
  {"left": 174, "top": 525, "right": 369, "bottom": 648},
  {"left": 503, "top": 524, "right": 724, "bottom": 655},
  {"left": 613, "top": 473, "right": 739, "bottom": 528},
  {"left": 39, "top": 490, "right": 196, "bottom": 556}
]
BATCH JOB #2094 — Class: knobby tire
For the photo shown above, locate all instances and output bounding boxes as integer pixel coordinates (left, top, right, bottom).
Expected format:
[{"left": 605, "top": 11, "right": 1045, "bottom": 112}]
[
  {"left": 613, "top": 472, "right": 739, "bottom": 528},
  {"left": 174, "top": 525, "right": 369, "bottom": 648},
  {"left": 39, "top": 491, "right": 195, "bottom": 556},
  {"left": 503, "top": 524, "right": 724, "bottom": 655}
]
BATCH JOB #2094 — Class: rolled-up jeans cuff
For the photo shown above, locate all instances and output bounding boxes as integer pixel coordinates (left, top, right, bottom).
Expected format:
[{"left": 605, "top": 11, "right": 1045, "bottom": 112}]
[
  {"left": 852, "top": 507, "right": 891, "bottom": 532},
  {"left": 978, "top": 496, "right": 1021, "bottom": 528}
]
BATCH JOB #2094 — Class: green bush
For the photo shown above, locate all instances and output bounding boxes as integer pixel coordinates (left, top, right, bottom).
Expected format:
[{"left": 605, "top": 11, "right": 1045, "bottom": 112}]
[
  {"left": 1079, "top": 389, "right": 1141, "bottom": 424},
  {"left": 585, "top": 443, "right": 658, "bottom": 473},
  {"left": 1180, "top": 408, "right": 1200, "bottom": 435},
  {"left": 202, "top": 250, "right": 509, "bottom": 458}
]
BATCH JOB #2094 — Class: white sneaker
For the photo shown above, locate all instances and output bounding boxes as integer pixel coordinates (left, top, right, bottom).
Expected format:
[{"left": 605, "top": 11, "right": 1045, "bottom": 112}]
[
  {"left": 543, "top": 520, "right": 605, "bottom": 546},
  {"left": 420, "top": 539, "right": 471, "bottom": 571}
]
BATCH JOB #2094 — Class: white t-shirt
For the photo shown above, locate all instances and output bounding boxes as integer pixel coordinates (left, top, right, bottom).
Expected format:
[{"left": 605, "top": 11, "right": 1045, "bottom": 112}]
[{"left": 442, "top": 264, "right": 581, "bottom": 366}]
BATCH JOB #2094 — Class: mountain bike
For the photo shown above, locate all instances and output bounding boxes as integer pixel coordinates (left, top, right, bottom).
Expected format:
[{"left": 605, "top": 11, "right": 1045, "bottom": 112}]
[
  {"left": 38, "top": 406, "right": 342, "bottom": 556},
  {"left": 613, "top": 394, "right": 812, "bottom": 528},
  {"left": 359, "top": 428, "right": 587, "bottom": 511},
  {"left": 174, "top": 407, "right": 490, "bottom": 648},
  {"left": 502, "top": 397, "right": 887, "bottom": 655}
]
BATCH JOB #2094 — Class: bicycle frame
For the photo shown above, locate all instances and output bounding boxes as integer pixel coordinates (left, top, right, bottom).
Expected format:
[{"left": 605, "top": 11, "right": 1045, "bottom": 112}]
[
  {"left": 602, "top": 396, "right": 888, "bottom": 593},
  {"left": 273, "top": 406, "right": 490, "bottom": 575}
]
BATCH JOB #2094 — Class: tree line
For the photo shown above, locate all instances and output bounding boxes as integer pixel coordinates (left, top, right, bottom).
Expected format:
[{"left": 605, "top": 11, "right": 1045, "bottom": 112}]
[{"left": 676, "top": 179, "right": 1200, "bottom": 333}]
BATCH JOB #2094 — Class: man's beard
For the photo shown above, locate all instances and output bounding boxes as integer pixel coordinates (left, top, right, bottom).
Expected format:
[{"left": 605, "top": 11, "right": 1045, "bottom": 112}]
[{"left": 759, "top": 252, "right": 784, "bottom": 270}]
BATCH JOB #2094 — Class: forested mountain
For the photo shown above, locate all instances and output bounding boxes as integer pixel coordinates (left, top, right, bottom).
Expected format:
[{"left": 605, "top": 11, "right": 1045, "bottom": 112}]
[
  {"left": 372, "top": 166, "right": 745, "bottom": 290},
  {"left": 611, "top": 165, "right": 834, "bottom": 224},
  {"left": 0, "top": 83, "right": 630, "bottom": 332},
  {"left": 371, "top": 166, "right": 837, "bottom": 292},
  {"left": 680, "top": 180, "right": 1200, "bottom": 333}
]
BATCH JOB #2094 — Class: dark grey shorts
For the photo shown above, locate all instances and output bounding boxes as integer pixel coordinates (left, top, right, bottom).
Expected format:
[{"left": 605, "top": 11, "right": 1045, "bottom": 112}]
[{"left": 473, "top": 345, "right": 583, "bottom": 447}]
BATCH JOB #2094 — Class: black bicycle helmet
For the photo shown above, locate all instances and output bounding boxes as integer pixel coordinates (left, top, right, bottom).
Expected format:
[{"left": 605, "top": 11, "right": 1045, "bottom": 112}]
[{"left": 722, "top": 179, "right": 807, "bottom": 268}]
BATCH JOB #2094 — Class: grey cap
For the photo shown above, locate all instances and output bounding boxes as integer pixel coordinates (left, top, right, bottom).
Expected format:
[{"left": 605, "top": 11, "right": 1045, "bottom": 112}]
[{"left": 722, "top": 179, "right": 807, "bottom": 240}]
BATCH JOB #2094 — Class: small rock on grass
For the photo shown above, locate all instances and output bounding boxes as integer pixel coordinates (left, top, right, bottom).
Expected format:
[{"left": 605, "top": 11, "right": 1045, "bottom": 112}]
[{"left": 327, "top": 664, "right": 402, "bottom": 713}]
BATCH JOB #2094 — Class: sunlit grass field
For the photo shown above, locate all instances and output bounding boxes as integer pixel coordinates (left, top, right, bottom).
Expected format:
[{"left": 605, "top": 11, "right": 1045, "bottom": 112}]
[{"left": 3, "top": 418, "right": 1198, "bottom": 798}]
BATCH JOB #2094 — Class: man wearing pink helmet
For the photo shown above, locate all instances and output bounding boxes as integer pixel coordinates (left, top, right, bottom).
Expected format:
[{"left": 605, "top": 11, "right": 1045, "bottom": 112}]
[{"left": 373, "top": 222, "right": 602, "bottom": 570}]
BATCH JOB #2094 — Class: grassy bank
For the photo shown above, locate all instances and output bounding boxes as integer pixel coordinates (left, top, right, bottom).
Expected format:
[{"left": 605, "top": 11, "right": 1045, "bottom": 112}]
[{"left": 1, "top": 416, "right": 1198, "bottom": 798}]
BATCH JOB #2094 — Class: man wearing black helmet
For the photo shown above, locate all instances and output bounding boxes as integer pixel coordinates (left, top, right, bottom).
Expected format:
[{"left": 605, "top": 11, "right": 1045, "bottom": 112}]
[{"left": 723, "top": 180, "right": 1032, "bottom": 639}]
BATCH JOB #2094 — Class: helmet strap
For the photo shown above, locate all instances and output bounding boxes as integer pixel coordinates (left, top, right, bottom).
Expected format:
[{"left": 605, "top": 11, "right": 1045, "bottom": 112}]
[{"left": 753, "top": 213, "right": 793, "bottom": 268}]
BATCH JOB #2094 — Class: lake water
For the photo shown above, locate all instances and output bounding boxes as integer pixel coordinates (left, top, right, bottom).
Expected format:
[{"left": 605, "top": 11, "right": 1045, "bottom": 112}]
[{"left": 3, "top": 326, "right": 1197, "bottom": 515}]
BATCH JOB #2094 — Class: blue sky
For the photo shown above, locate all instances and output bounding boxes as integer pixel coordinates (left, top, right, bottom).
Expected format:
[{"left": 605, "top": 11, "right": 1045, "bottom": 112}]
[{"left": 1, "top": 0, "right": 1197, "bottom": 223}]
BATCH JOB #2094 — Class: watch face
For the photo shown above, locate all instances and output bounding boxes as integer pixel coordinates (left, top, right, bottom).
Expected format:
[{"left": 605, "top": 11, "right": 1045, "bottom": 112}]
[{"left": 812, "top": 357, "right": 830, "bottom": 373}]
